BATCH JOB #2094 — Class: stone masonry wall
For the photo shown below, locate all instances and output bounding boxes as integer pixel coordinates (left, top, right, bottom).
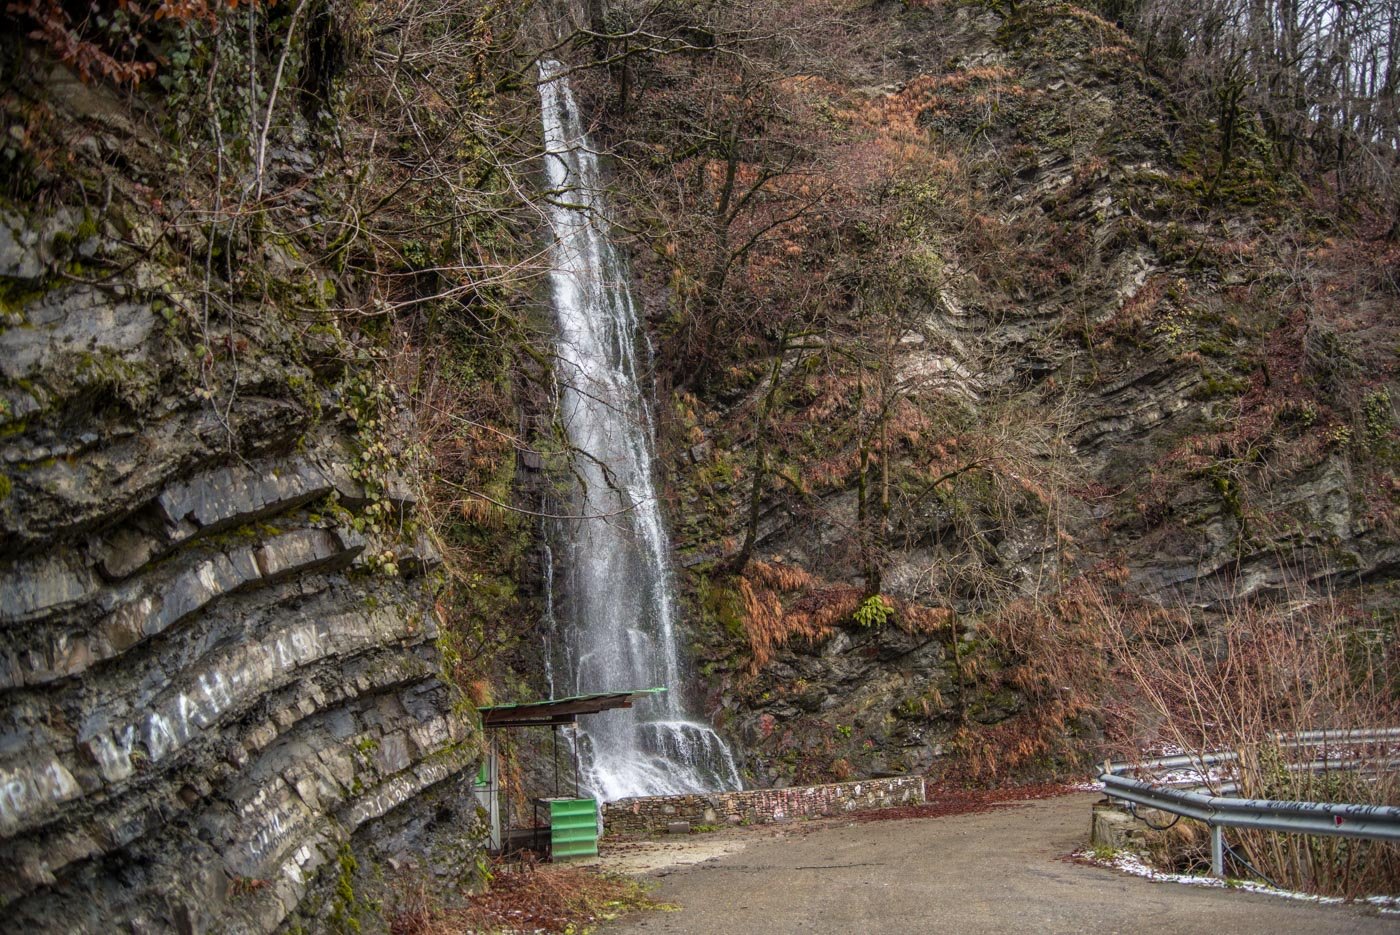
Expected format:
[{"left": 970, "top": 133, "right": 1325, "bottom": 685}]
[{"left": 601, "top": 776, "right": 926, "bottom": 836}]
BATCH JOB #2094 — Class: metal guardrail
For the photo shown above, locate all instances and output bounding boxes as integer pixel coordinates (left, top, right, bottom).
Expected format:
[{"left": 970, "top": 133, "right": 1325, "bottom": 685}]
[
  {"left": 1099, "top": 728, "right": 1400, "bottom": 877},
  {"left": 1106, "top": 728, "right": 1400, "bottom": 782}
]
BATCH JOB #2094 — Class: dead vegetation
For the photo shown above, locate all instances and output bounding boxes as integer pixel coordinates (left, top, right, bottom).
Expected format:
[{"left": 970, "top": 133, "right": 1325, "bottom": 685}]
[
  {"left": 389, "top": 861, "right": 664, "bottom": 935},
  {"left": 1105, "top": 585, "right": 1400, "bottom": 897},
  {"left": 737, "top": 560, "right": 861, "bottom": 673},
  {"left": 737, "top": 559, "right": 953, "bottom": 672},
  {"left": 972, "top": 562, "right": 1399, "bottom": 895}
]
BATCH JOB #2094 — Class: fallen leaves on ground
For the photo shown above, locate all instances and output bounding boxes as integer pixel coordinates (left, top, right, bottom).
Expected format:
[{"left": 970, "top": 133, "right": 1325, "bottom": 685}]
[{"left": 391, "top": 861, "right": 666, "bottom": 934}]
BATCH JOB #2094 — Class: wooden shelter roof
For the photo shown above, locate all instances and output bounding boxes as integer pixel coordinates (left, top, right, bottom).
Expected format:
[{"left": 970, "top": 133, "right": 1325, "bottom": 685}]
[{"left": 478, "top": 689, "right": 664, "bottom": 728}]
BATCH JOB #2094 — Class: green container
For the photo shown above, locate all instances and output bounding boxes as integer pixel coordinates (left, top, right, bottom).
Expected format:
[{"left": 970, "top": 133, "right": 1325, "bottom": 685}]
[{"left": 548, "top": 797, "right": 598, "bottom": 860}]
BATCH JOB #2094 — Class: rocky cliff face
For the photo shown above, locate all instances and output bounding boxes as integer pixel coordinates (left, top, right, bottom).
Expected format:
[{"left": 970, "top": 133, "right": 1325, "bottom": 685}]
[
  {"left": 0, "top": 65, "right": 482, "bottom": 932},
  {"left": 623, "top": 0, "right": 1399, "bottom": 785}
]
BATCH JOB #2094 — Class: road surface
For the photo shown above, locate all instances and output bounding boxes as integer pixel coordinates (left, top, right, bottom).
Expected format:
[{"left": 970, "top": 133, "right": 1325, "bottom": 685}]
[{"left": 600, "top": 792, "right": 1395, "bottom": 934}]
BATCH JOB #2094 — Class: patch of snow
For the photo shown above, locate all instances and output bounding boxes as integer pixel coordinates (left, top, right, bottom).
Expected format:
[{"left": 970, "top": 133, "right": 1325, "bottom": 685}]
[
  {"left": 1364, "top": 895, "right": 1400, "bottom": 916},
  {"left": 1078, "top": 850, "right": 1397, "bottom": 912}
]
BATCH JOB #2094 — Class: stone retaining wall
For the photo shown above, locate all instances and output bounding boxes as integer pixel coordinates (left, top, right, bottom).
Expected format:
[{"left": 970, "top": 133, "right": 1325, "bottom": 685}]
[{"left": 601, "top": 776, "right": 926, "bottom": 836}]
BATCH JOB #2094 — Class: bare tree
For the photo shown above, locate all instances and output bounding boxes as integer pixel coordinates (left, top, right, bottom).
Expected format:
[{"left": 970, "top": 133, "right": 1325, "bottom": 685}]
[{"left": 1122, "top": 0, "right": 1400, "bottom": 226}]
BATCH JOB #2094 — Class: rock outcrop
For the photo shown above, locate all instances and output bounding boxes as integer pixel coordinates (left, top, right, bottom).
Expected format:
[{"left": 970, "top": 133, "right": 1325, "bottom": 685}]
[
  {"left": 638, "top": 0, "right": 1398, "bottom": 784},
  {"left": 0, "top": 65, "right": 482, "bottom": 933}
]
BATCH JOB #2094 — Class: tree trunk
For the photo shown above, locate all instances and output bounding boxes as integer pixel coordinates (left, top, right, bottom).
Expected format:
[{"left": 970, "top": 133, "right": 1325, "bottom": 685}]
[{"left": 732, "top": 329, "right": 790, "bottom": 574}]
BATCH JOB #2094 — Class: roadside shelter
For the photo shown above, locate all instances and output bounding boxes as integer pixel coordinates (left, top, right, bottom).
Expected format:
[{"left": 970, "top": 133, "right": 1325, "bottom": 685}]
[{"left": 473, "top": 688, "right": 663, "bottom": 858}]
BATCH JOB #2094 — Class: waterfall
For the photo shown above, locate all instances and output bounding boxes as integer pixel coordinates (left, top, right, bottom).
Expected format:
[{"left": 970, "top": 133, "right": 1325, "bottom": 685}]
[{"left": 538, "top": 61, "right": 741, "bottom": 802}]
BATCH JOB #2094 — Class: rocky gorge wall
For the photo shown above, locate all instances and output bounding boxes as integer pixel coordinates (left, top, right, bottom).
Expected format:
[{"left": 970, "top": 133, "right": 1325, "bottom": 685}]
[
  {"left": 625, "top": 0, "right": 1399, "bottom": 787},
  {"left": 0, "top": 64, "right": 484, "bottom": 932}
]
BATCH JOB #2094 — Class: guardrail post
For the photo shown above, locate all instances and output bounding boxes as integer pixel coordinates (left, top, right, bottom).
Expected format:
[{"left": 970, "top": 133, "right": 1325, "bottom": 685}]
[{"left": 1100, "top": 744, "right": 1400, "bottom": 873}]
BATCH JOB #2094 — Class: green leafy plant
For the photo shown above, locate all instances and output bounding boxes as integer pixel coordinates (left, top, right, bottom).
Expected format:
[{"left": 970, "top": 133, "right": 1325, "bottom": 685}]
[
  {"left": 1362, "top": 388, "right": 1393, "bottom": 450},
  {"left": 852, "top": 594, "right": 895, "bottom": 629}
]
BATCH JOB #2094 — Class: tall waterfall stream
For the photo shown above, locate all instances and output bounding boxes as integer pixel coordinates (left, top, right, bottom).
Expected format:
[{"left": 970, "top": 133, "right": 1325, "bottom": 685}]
[{"left": 538, "top": 62, "right": 741, "bottom": 801}]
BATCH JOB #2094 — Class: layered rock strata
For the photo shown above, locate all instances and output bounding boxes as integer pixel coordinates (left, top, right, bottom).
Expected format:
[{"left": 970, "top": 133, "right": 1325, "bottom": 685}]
[
  {"left": 657, "top": 1, "right": 1397, "bottom": 784},
  {"left": 0, "top": 84, "right": 481, "bottom": 935}
]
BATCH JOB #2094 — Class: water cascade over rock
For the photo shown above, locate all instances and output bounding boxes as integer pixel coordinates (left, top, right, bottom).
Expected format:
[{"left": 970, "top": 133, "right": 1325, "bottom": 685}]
[{"left": 538, "top": 62, "right": 741, "bottom": 801}]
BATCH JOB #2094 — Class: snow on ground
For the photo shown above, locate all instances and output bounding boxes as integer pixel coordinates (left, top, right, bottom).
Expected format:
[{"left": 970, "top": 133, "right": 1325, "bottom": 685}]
[{"left": 1076, "top": 850, "right": 1400, "bottom": 915}]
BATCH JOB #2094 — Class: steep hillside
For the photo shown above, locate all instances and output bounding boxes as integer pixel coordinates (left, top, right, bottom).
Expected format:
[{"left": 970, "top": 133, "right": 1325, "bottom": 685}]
[{"left": 590, "top": 0, "right": 1399, "bottom": 785}]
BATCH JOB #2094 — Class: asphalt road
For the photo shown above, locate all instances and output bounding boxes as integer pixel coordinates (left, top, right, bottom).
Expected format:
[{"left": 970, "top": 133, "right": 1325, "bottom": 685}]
[{"left": 601, "top": 793, "right": 1396, "bottom": 934}]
